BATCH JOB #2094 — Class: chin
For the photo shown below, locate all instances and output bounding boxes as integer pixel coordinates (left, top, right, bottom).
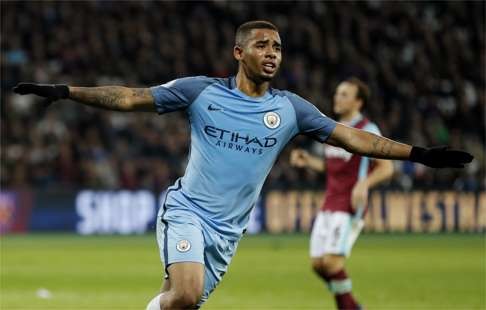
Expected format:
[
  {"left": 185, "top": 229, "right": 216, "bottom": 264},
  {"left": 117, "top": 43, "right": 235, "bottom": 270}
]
[
  {"left": 248, "top": 70, "right": 276, "bottom": 83},
  {"left": 260, "top": 75, "right": 273, "bottom": 82},
  {"left": 259, "top": 72, "right": 276, "bottom": 82}
]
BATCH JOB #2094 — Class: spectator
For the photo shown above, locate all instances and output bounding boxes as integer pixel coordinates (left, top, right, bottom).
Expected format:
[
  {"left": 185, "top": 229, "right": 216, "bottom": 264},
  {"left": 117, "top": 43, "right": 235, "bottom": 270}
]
[{"left": 1, "top": 1, "right": 484, "bottom": 191}]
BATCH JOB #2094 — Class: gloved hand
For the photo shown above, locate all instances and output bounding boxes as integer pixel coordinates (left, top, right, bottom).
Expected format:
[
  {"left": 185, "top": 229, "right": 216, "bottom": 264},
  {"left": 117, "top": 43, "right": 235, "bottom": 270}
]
[
  {"left": 13, "top": 83, "right": 70, "bottom": 106},
  {"left": 409, "top": 146, "right": 474, "bottom": 168}
]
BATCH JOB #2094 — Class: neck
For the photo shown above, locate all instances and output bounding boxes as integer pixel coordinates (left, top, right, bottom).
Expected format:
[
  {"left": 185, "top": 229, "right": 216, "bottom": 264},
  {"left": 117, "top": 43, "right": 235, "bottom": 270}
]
[
  {"left": 235, "top": 71, "right": 270, "bottom": 97},
  {"left": 339, "top": 110, "right": 361, "bottom": 123}
]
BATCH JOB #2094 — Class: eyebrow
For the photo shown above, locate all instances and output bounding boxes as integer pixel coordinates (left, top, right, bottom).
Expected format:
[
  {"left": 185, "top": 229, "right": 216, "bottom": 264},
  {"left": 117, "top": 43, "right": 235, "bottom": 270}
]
[{"left": 255, "top": 39, "right": 282, "bottom": 46}]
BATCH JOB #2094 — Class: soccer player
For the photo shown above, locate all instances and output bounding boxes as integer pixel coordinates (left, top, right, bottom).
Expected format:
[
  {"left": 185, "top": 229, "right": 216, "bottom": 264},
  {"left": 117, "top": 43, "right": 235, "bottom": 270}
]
[
  {"left": 13, "top": 21, "right": 472, "bottom": 309},
  {"left": 290, "top": 77, "right": 393, "bottom": 310}
]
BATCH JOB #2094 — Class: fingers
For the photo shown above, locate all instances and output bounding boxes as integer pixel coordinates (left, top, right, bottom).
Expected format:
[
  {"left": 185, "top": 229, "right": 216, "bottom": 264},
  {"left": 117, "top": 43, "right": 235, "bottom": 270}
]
[
  {"left": 351, "top": 195, "right": 365, "bottom": 211},
  {"left": 423, "top": 146, "right": 474, "bottom": 168},
  {"left": 450, "top": 150, "right": 474, "bottom": 163},
  {"left": 290, "top": 149, "right": 309, "bottom": 167},
  {"left": 290, "top": 154, "right": 303, "bottom": 166},
  {"left": 12, "top": 83, "right": 54, "bottom": 108},
  {"left": 290, "top": 149, "right": 304, "bottom": 156},
  {"left": 442, "top": 150, "right": 474, "bottom": 167},
  {"left": 295, "top": 149, "right": 308, "bottom": 159},
  {"left": 13, "top": 83, "right": 68, "bottom": 105},
  {"left": 290, "top": 149, "right": 301, "bottom": 162},
  {"left": 13, "top": 83, "right": 36, "bottom": 95}
]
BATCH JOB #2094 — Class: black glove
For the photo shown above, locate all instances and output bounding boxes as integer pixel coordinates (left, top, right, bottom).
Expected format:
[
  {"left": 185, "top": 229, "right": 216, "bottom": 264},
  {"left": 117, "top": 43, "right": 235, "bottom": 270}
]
[
  {"left": 409, "top": 146, "right": 474, "bottom": 168},
  {"left": 13, "top": 83, "right": 70, "bottom": 106}
]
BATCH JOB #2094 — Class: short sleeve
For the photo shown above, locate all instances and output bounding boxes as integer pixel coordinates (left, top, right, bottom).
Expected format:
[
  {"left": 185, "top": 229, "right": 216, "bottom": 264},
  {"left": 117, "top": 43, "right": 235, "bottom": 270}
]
[
  {"left": 286, "top": 92, "right": 337, "bottom": 142},
  {"left": 150, "top": 76, "right": 212, "bottom": 114}
]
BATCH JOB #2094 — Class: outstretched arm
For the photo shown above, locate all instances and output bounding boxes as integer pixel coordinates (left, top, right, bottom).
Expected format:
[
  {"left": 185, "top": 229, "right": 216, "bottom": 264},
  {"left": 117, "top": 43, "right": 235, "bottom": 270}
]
[
  {"left": 327, "top": 123, "right": 411, "bottom": 160},
  {"left": 13, "top": 83, "right": 155, "bottom": 112},
  {"left": 68, "top": 86, "right": 155, "bottom": 112},
  {"left": 326, "top": 123, "right": 473, "bottom": 168}
]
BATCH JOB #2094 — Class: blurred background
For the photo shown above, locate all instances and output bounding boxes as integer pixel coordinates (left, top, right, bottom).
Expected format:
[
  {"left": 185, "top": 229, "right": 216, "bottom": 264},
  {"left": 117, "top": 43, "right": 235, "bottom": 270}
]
[
  {"left": 1, "top": 2, "right": 485, "bottom": 309},
  {"left": 2, "top": 1, "right": 484, "bottom": 192}
]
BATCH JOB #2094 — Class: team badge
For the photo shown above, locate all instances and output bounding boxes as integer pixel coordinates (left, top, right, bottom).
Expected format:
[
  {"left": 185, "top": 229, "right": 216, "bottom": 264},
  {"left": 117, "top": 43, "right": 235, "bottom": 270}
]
[
  {"left": 176, "top": 239, "right": 191, "bottom": 252},
  {"left": 263, "top": 112, "right": 281, "bottom": 129}
]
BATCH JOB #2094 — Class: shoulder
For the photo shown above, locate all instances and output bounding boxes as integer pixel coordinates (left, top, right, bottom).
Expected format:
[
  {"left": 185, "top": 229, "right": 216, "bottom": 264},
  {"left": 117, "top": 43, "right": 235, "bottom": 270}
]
[
  {"left": 271, "top": 89, "right": 307, "bottom": 104},
  {"left": 270, "top": 89, "right": 316, "bottom": 114},
  {"left": 150, "top": 76, "right": 234, "bottom": 113},
  {"left": 272, "top": 89, "right": 321, "bottom": 117},
  {"left": 158, "top": 75, "right": 229, "bottom": 90},
  {"left": 271, "top": 89, "right": 336, "bottom": 141},
  {"left": 151, "top": 76, "right": 232, "bottom": 103}
]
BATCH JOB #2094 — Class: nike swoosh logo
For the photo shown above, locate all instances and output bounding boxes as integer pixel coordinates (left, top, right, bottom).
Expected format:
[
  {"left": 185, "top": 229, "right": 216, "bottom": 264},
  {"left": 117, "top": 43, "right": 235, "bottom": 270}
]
[{"left": 208, "top": 104, "right": 223, "bottom": 111}]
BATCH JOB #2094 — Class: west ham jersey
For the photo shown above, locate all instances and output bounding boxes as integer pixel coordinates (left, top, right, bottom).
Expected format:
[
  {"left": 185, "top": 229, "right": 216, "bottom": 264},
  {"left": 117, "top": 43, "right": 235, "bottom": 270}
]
[{"left": 322, "top": 115, "right": 381, "bottom": 213}]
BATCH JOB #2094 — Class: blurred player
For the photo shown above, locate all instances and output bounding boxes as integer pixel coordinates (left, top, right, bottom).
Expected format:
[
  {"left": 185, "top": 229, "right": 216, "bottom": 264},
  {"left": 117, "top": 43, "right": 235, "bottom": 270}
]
[
  {"left": 291, "top": 78, "right": 393, "bottom": 310},
  {"left": 13, "top": 21, "right": 472, "bottom": 309}
]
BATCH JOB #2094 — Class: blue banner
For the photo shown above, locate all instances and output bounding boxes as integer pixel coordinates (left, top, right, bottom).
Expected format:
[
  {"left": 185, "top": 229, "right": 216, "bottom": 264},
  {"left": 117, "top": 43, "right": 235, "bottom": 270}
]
[{"left": 1, "top": 189, "right": 484, "bottom": 234}]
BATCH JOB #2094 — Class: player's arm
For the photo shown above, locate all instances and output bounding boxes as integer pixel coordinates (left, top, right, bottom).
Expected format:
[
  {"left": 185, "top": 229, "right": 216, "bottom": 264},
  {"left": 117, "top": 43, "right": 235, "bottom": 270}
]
[
  {"left": 289, "top": 149, "right": 325, "bottom": 172},
  {"left": 351, "top": 158, "right": 393, "bottom": 210},
  {"left": 365, "top": 159, "right": 393, "bottom": 188},
  {"left": 13, "top": 83, "right": 156, "bottom": 112},
  {"left": 326, "top": 123, "right": 473, "bottom": 168},
  {"left": 69, "top": 86, "right": 155, "bottom": 112}
]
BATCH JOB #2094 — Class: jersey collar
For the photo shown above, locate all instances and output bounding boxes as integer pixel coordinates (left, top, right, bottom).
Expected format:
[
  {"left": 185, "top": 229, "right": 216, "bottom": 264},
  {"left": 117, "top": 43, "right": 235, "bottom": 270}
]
[{"left": 229, "top": 76, "right": 273, "bottom": 101}]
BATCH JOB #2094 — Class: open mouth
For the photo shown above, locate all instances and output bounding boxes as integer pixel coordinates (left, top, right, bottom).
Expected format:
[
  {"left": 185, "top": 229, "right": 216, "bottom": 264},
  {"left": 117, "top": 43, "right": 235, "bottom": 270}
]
[{"left": 262, "top": 62, "right": 276, "bottom": 73}]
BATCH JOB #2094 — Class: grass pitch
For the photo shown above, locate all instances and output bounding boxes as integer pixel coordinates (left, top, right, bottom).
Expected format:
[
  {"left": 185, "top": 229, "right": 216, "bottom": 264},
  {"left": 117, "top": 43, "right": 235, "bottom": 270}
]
[{"left": 1, "top": 233, "right": 484, "bottom": 309}]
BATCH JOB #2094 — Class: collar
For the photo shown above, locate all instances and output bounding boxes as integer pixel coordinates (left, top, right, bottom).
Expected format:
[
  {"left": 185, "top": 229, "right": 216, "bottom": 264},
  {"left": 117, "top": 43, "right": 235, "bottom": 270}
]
[
  {"left": 342, "top": 113, "right": 363, "bottom": 127},
  {"left": 229, "top": 76, "right": 272, "bottom": 101}
]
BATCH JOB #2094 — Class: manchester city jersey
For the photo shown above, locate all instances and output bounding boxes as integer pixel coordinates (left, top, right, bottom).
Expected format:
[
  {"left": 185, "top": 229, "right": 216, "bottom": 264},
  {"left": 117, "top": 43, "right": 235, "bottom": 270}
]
[{"left": 150, "top": 76, "right": 336, "bottom": 239}]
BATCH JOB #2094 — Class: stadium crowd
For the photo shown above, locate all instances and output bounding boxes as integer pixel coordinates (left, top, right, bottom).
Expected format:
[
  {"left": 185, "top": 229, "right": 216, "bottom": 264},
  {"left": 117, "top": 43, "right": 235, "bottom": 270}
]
[{"left": 2, "top": 1, "right": 484, "bottom": 192}]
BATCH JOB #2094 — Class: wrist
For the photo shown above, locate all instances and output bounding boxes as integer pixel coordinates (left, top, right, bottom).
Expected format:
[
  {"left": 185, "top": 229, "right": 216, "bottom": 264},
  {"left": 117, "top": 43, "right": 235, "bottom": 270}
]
[
  {"left": 357, "top": 179, "right": 370, "bottom": 190},
  {"left": 362, "top": 179, "right": 370, "bottom": 188},
  {"left": 55, "top": 84, "right": 70, "bottom": 99},
  {"left": 409, "top": 146, "right": 426, "bottom": 163}
]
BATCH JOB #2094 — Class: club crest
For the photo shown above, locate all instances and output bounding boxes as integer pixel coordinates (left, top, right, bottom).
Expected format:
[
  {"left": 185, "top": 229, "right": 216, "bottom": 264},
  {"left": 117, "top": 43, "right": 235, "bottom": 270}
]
[
  {"left": 176, "top": 239, "right": 191, "bottom": 252},
  {"left": 263, "top": 112, "right": 281, "bottom": 129}
]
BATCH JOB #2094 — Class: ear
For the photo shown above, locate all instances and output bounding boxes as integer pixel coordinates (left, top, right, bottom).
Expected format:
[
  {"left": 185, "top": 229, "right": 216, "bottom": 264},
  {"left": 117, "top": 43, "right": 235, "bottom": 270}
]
[{"left": 233, "top": 45, "right": 243, "bottom": 61}]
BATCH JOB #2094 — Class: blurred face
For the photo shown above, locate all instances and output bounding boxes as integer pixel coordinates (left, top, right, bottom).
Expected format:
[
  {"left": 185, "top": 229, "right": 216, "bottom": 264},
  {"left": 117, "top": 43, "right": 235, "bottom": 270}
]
[
  {"left": 234, "top": 29, "right": 282, "bottom": 82},
  {"left": 333, "top": 82, "right": 362, "bottom": 116}
]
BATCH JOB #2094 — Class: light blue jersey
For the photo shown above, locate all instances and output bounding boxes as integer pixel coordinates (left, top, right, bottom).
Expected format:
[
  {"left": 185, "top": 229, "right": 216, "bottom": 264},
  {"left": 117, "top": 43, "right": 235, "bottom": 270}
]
[
  {"left": 151, "top": 76, "right": 337, "bottom": 306},
  {"left": 151, "top": 76, "right": 336, "bottom": 240}
]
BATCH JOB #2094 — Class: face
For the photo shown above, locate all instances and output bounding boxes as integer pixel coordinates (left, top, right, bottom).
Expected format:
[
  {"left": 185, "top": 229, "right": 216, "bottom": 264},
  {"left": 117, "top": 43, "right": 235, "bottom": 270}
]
[
  {"left": 234, "top": 29, "right": 282, "bottom": 82},
  {"left": 333, "top": 82, "right": 362, "bottom": 116}
]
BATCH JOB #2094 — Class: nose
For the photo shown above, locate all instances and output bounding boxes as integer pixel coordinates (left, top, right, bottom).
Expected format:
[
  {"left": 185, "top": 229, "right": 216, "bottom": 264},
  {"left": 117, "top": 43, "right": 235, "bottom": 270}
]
[{"left": 265, "top": 48, "right": 277, "bottom": 59}]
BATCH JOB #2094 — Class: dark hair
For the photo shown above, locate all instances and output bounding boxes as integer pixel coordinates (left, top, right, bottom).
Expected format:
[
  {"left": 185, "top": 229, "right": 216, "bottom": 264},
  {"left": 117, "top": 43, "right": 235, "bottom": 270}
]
[
  {"left": 344, "top": 77, "right": 370, "bottom": 108},
  {"left": 235, "top": 20, "right": 278, "bottom": 46}
]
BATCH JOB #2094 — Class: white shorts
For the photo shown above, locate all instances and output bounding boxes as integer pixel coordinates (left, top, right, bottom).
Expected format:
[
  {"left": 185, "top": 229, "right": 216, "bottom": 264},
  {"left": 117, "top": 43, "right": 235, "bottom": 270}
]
[{"left": 310, "top": 211, "right": 364, "bottom": 258}]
